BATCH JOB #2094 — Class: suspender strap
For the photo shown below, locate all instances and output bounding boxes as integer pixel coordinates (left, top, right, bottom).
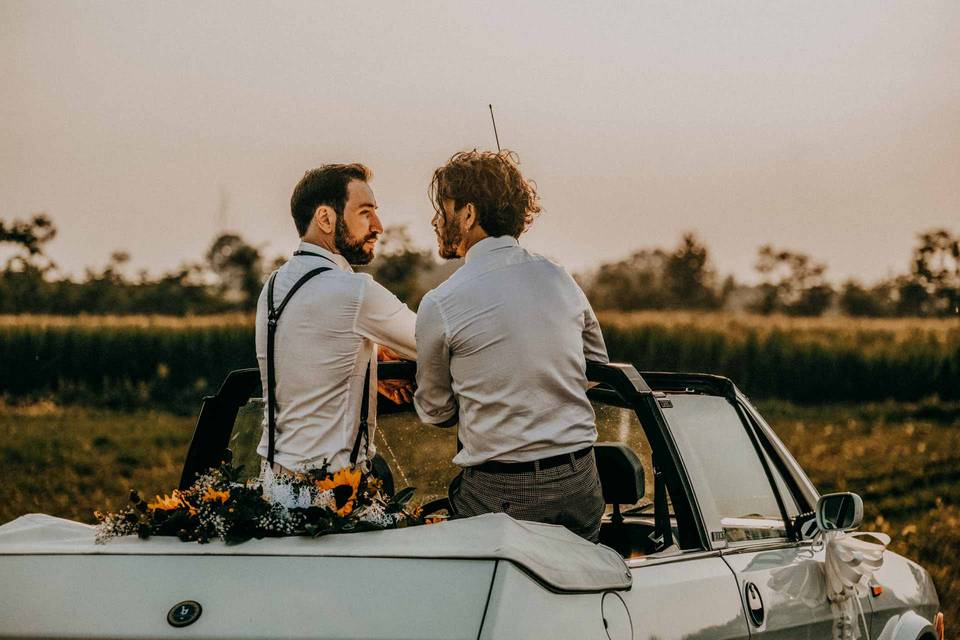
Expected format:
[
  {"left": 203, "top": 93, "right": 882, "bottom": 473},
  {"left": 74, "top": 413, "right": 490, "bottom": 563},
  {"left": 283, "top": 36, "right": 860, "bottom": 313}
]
[
  {"left": 265, "top": 266, "right": 332, "bottom": 465},
  {"left": 349, "top": 363, "right": 371, "bottom": 466}
]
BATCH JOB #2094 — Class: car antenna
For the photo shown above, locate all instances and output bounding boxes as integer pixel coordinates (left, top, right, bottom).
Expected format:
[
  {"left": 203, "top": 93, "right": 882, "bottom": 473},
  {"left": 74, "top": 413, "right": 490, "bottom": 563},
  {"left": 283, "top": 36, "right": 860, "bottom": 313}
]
[{"left": 488, "top": 104, "right": 501, "bottom": 152}]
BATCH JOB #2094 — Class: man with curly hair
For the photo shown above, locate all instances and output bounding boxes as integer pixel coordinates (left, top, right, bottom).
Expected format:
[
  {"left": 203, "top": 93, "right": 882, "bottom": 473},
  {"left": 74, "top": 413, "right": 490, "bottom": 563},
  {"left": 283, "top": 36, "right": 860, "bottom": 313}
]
[{"left": 414, "top": 150, "right": 609, "bottom": 542}]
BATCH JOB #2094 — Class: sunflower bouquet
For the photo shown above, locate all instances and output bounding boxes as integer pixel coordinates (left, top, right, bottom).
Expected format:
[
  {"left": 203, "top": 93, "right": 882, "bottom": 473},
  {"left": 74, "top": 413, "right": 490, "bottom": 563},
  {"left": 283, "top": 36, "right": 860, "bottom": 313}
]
[{"left": 94, "top": 452, "right": 420, "bottom": 545}]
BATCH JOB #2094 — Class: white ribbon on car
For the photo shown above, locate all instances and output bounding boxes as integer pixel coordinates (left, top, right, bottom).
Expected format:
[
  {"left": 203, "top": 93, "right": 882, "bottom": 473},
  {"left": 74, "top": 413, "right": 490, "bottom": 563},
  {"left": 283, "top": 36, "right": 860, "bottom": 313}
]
[
  {"left": 767, "top": 528, "right": 889, "bottom": 640},
  {"left": 823, "top": 530, "right": 890, "bottom": 640}
]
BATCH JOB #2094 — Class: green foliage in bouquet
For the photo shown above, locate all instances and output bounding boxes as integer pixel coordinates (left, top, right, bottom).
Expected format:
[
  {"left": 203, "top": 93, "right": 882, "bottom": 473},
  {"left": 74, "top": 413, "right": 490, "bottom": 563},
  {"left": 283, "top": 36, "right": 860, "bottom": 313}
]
[{"left": 94, "top": 452, "right": 421, "bottom": 545}]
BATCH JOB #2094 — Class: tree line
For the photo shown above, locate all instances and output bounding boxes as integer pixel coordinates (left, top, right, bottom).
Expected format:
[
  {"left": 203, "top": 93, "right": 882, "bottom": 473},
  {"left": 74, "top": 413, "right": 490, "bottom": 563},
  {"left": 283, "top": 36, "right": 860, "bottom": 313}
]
[
  {"left": 0, "top": 213, "right": 957, "bottom": 317},
  {"left": 579, "top": 230, "right": 958, "bottom": 317}
]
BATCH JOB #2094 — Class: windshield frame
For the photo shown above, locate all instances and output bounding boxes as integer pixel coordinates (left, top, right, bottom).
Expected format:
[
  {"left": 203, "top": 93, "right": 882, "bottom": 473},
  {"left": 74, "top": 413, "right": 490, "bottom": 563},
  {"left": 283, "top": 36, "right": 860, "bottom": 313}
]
[{"left": 182, "top": 362, "right": 814, "bottom": 554}]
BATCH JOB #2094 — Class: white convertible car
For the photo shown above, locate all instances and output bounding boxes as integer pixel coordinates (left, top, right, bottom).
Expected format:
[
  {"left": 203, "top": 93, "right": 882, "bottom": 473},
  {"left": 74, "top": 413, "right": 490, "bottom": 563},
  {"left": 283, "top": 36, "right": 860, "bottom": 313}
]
[{"left": 0, "top": 362, "right": 943, "bottom": 640}]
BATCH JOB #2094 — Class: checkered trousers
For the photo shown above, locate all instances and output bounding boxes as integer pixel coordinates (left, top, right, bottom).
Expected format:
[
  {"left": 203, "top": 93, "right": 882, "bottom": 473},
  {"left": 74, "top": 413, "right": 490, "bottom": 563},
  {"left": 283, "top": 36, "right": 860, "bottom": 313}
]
[{"left": 449, "top": 449, "right": 605, "bottom": 542}]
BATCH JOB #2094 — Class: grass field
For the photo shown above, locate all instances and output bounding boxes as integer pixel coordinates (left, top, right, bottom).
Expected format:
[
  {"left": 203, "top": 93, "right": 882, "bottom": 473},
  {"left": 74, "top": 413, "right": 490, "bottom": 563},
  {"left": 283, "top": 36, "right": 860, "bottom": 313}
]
[{"left": 1, "top": 398, "right": 956, "bottom": 629}]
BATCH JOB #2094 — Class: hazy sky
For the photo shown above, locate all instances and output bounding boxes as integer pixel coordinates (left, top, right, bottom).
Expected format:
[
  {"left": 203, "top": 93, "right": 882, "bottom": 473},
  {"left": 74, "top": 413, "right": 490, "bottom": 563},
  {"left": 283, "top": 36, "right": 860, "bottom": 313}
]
[{"left": 2, "top": 1, "right": 958, "bottom": 283}]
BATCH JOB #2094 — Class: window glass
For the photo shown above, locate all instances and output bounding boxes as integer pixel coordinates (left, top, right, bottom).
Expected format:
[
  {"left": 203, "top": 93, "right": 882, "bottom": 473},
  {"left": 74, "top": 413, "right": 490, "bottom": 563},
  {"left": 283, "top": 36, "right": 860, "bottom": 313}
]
[
  {"left": 593, "top": 403, "right": 655, "bottom": 509},
  {"left": 663, "top": 394, "right": 788, "bottom": 546},
  {"left": 762, "top": 442, "right": 800, "bottom": 520},
  {"left": 230, "top": 400, "right": 458, "bottom": 503},
  {"left": 593, "top": 401, "right": 698, "bottom": 556},
  {"left": 372, "top": 412, "right": 458, "bottom": 503},
  {"left": 231, "top": 399, "right": 265, "bottom": 476}
]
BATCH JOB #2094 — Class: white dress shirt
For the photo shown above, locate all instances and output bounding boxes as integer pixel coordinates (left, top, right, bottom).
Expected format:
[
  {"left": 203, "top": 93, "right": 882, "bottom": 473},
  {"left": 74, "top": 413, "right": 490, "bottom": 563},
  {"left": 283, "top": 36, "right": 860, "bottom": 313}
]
[
  {"left": 414, "top": 235, "right": 609, "bottom": 467},
  {"left": 255, "top": 241, "right": 416, "bottom": 472}
]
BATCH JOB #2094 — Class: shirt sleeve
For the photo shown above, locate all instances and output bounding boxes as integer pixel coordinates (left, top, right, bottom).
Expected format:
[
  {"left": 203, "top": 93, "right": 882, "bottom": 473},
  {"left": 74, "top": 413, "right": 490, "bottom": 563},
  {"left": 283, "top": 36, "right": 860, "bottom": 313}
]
[
  {"left": 354, "top": 276, "right": 417, "bottom": 360},
  {"left": 582, "top": 301, "right": 609, "bottom": 364},
  {"left": 413, "top": 294, "right": 458, "bottom": 425}
]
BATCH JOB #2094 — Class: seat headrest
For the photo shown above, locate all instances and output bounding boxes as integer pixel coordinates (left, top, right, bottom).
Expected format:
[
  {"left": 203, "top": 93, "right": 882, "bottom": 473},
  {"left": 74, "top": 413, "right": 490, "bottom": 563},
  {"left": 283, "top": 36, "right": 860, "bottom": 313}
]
[{"left": 594, "top": 442, "right": 645, "bottom": 505}]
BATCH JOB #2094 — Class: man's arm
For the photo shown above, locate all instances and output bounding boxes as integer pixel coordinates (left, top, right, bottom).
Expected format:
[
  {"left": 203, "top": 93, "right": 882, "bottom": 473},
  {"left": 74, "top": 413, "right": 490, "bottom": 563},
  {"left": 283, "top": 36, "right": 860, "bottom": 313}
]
[
  {"left": 582, "top": 302, "right": 609, "bottom": 364},
  {"left": 354, "top": 276, "right": 417, "bottom": 360},
  {"left": 413, "top": 295, "right": 458, "bottom": 426}
]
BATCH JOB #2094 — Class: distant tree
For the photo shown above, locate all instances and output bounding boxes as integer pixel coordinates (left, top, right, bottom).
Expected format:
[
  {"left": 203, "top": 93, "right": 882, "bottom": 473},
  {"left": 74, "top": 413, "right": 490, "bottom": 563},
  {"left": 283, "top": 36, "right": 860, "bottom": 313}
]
[
  {"left": 663, "top": 232, "right": 722, "bottom": 309},
  {"left": 582, "top": 234, "right": 729, "bottom": 311},
  {"left": 0, "top": 214, "right": 59, "bottom": 313},
  {"left": 838, "top": 280, "right": 891, "bottom": 317},
  {"left": 902, "top": 228, "right": 959, "bottom": 316},
  {"left": 205, "top": 233, "right": 264, "bottom": 309},
  {"left": 582, "top": 248, "right": 670, "bottom": 310},
  {"left": 0, "top": 213, "right": 57, "bottom": 272},
  {"left": 752, "top": 245, "right": 833, "bottom": 316}
]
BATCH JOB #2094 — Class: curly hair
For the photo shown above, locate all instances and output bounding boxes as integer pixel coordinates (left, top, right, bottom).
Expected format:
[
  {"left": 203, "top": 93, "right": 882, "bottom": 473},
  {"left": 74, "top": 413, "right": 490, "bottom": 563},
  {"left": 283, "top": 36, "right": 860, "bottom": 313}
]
[
  {"left": 290, "top": 163, "right": 371, "bottom": 237},
  {"left": 429, "top": 150, "right": 541, "bottom": 238}
]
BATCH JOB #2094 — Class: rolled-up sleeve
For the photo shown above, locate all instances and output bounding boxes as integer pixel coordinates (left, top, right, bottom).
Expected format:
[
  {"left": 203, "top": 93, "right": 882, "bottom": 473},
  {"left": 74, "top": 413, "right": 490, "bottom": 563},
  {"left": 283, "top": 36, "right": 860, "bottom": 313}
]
[{"left": 413, "top": 294, "right": 458, "bottom": 425}]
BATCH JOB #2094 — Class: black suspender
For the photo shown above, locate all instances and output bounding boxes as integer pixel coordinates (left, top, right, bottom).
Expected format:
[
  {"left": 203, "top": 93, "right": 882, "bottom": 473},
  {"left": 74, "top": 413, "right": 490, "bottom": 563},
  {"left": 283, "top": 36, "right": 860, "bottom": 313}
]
[
  {"left": 265, "top": 250, "right": 374, "bottom": 469},
  {"left": 350, "top": 367, "right": 372, "bottom": 466},
  {"left": 266, "top": 265, "right": 330, "bottom": 466}
]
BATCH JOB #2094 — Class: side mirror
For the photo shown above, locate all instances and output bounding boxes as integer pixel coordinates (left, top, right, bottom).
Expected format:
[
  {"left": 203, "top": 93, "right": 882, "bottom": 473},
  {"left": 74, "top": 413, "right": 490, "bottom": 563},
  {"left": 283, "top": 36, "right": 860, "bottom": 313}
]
[{"left": 816, "top": 492, "right": 863, "bottom": 532}]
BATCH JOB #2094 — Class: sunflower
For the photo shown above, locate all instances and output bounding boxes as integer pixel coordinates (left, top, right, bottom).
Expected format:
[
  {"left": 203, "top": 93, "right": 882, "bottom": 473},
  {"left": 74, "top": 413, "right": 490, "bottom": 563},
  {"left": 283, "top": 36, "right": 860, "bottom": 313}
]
[
  {"left": 148, "top": 490, "right": 189, "bottom": 512},
  {"left": 315, "top": 467, "right": 361, "bottom": 517},
  {"left": 202, "top": 487, "right": 230, "bottom": 504}
]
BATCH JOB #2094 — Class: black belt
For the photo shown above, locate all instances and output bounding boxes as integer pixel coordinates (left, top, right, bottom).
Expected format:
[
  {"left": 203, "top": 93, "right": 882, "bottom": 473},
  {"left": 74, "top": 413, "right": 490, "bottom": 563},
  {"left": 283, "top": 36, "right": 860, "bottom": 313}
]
[{"left": 473, "top": 446, "right": 593, "bottom": 474}]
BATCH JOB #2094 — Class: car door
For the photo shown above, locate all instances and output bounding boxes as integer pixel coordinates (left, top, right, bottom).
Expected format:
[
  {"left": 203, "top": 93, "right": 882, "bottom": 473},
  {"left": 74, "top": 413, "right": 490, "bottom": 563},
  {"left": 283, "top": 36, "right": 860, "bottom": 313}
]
[
  {"left": 663, "top": 391, "right": 874, "bottom": 639},
  {"left": 591, "top": 392, "right": 749, "bottom": 639}
]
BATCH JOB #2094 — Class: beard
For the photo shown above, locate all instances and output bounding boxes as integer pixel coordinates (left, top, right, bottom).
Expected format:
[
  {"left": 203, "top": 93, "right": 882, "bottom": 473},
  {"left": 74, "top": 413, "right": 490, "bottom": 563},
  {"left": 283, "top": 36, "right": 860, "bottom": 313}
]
[
  {"left": 335, "top": 218, "right": 377, "bottom": 265},
  {"left": 437, "top": 219, "right": 462, "bottom": 260}
]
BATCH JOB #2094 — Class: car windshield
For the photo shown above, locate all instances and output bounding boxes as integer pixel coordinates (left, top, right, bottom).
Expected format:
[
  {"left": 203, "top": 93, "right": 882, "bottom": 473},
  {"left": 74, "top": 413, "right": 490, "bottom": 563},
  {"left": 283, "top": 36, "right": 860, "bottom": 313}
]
[
  {"left": 228, "top": 386, "right": 689, "bottom": 557},
  {"left": 661, "top": 393, "right": 789, "bottom": 545},
  {"left": 229, "top": 396, "right": 659, "bottom": 511},
  {"left": 230, "top": 399, "right": 459, "bottom": 503}
]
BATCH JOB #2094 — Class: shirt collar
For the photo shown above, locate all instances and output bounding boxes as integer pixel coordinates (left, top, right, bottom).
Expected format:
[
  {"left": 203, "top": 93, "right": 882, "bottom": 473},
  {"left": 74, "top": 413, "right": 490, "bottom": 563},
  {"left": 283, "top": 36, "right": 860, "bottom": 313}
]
[
  {"left": 297, "top": 241, "right": 353, "bottom": 272},
  {"left": 464, "top": 235, "right": 519, "bottom": 263}
]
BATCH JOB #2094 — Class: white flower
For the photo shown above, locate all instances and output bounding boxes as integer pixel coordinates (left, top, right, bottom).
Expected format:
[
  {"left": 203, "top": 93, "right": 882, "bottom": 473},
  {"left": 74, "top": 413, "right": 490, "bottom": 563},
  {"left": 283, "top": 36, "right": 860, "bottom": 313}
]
[{"left": 313, "top": 489, "right": 336, "bottom": 510}]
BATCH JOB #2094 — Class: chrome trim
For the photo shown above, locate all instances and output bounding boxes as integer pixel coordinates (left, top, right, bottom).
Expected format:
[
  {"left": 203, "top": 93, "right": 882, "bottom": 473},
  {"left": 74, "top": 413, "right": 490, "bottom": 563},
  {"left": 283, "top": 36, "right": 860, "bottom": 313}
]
[
  {"left": 719, "top": 540, "right": 801, "bottom": 556},
  {"left": 736, "top": 391, "right": 820, "bottom": 510},
  {"left": 626, "top": 549, "right": 722, "bottom": 569}
]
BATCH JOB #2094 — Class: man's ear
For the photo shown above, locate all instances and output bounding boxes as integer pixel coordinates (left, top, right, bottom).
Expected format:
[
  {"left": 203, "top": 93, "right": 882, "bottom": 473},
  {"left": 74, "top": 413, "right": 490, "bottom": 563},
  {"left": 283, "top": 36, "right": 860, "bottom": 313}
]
[
  {"left": 313, "top": 205, "right": 336, "bottom": 234},
  {"left": 462, "top": 203, "right": 478, "bottom": 230}
]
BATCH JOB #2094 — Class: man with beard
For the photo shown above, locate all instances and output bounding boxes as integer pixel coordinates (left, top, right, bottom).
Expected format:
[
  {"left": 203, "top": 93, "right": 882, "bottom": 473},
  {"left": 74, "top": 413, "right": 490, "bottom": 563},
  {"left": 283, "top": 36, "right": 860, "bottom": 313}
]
[
  {"left": 413, "top": 150, "right": 609, "bottom": 542},
  {"left": 256, "top": 164, "right": 415, "bottom": 476}
]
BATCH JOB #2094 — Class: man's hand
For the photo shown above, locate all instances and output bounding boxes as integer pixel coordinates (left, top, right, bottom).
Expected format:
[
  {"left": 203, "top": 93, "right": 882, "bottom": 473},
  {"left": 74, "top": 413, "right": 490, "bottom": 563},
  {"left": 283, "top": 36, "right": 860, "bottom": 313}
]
[
  {"left": 379, "top": 379, "right": 414, "bottom": 405},
  {"left": 378, "top": 345, "right": 405, "bottom": 362}
]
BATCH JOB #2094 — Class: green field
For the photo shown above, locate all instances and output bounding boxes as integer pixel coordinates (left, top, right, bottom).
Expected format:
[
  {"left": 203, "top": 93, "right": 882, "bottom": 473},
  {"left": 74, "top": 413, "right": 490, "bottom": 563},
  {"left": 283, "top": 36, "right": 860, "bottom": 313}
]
[
  {"left": 1, "top": 399, "right": 956, "bottom": 628},
  {"left": 1, "top": 312, "right": 957, "bottom": 409}
]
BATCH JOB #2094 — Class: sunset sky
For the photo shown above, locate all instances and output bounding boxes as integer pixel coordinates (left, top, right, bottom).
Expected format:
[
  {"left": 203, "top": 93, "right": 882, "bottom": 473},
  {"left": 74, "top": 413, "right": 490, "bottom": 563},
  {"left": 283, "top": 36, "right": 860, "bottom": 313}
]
[{"left": 2, "top": 1, "right": 958, "bottom": 283}]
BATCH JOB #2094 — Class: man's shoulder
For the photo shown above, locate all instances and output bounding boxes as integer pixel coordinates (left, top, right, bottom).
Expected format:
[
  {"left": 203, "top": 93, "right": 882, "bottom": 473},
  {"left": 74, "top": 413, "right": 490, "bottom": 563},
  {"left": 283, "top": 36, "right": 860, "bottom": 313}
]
[
  {"left": 421, "top": 263, "right": 469, "bottom": 303},
  {"left": 426, "top": 248, "right": 577, "bottom": 301},
  {"left": 524, "top": 249, "right": 572, "bottom": 274},
  {"left": 498, "top": 246, "right": 579, "bottom": 289},
  {"left": 268, "top": 261, "right": 368, "bottom": 305}
]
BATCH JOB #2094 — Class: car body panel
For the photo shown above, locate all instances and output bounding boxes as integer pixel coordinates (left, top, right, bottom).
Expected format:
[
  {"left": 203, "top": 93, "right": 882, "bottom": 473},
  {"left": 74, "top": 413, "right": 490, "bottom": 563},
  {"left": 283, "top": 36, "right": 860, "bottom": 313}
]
[
  {"left": 722, "top": 544, "right": 876, "bottom": 639},
  {"left": 478, "top": 562, "right": 608, "bottom": 639},
  {"left": 870, "top": 551, "right": 941, "bottom": 640},
  {"left": 622, "top": 553, "right": 749, "bottom": 639},
  {"left": 0, "top": 554, "right": 494, "bottom": 639}
]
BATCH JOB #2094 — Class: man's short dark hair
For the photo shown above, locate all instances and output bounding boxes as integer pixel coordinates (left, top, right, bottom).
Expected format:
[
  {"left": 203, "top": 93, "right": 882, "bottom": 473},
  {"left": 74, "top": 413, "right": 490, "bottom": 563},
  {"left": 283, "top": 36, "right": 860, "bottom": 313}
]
[
  {"left": 290, "top": 163, "right": 372, "bottom": 237},
  {"left": 429, "top": 150, "right": 541, "bottom": 238}
]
